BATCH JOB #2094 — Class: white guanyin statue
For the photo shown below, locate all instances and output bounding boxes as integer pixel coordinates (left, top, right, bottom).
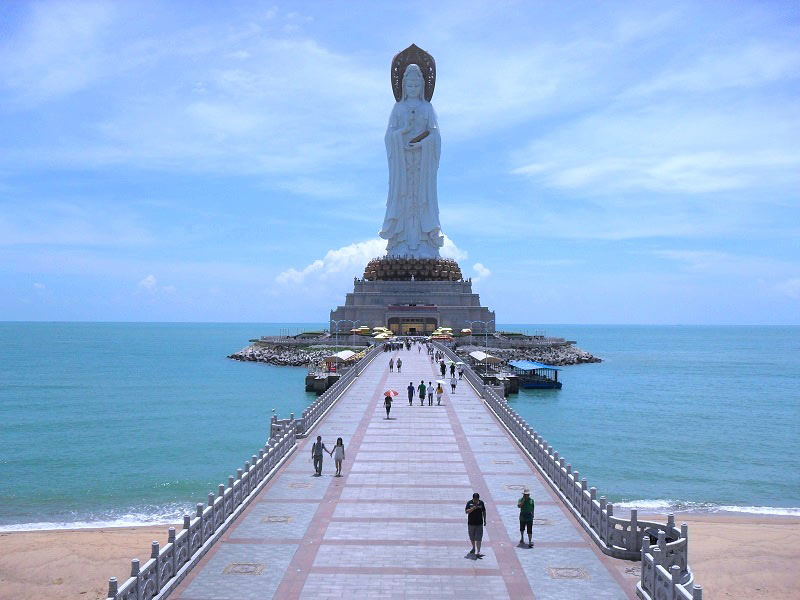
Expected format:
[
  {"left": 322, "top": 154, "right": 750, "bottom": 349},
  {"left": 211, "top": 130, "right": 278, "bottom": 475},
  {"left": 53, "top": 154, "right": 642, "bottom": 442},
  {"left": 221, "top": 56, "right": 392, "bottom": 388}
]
[{"left": 379, "top": 51, "right": 444, "bottom": 259}]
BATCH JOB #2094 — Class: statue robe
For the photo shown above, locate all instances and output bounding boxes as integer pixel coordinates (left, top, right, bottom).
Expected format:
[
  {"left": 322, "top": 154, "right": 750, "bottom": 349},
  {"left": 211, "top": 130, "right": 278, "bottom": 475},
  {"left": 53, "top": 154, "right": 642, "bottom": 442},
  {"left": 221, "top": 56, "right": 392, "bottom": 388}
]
[{"left": 379, "top": 99, "right": 444, "bottom": 258}]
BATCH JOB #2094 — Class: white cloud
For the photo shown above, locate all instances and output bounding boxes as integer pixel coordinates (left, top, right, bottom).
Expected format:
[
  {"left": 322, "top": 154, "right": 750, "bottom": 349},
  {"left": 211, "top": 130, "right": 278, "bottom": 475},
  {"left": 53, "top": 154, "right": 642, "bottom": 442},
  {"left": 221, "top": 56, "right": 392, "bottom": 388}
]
[
  {"left": 473, "top": 262, "right": 491, "bottom": 282},
  {"left": 276, "top": 235, "right": 467, "bottom": 285},
  {"left": 442, "top": 235, "right": 468, "bottom": 261},
  {"left": 138, "top": 274, "right": 157, "bottom": 291}
]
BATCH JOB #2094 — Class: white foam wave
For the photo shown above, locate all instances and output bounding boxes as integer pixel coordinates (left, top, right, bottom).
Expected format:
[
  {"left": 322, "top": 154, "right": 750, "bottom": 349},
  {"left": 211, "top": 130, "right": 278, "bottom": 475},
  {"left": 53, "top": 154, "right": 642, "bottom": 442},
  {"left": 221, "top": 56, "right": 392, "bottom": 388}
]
[
  {"left": 0, "top": 504, "right": 191, "bottom": 532},
  {"left": 612, "top": 499, "right": 800, "bottom": 516}
]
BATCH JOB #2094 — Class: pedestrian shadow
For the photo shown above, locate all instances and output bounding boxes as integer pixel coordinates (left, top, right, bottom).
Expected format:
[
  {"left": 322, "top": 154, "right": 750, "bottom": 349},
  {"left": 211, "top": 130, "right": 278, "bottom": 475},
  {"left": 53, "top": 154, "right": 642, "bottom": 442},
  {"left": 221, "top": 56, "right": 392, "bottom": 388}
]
[{"left": 463, "top": 552, "right": 478, "bottom": 560}]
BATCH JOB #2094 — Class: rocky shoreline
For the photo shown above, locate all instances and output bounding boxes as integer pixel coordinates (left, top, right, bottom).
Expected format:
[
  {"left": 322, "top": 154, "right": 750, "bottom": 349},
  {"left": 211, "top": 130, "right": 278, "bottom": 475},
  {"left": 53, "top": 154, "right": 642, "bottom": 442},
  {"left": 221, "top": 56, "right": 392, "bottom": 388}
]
[
  {"left": 453, "top": 344, "right": 601, "bottom": 366},
  {"left": 227, "top": 344, "right": 333, "bottom": 366},
  {"left": 229, "top": 340, "right": 601, "bottom": 367}
]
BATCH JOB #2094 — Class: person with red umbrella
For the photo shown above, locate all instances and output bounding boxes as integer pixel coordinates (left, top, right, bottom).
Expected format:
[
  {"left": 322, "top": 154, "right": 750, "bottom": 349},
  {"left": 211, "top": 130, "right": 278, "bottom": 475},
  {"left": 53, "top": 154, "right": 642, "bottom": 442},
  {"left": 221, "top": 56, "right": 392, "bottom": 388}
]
[{"left": 384, "top": 391, "right": 394, "bottom": 419}]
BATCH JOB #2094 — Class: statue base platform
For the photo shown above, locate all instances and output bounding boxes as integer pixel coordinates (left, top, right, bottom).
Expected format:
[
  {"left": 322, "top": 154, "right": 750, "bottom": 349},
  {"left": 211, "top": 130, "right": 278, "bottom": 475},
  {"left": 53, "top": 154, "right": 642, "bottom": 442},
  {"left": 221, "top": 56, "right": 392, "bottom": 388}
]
[{"left": 330, "top": 277, "right": 495, "bottom": 336}]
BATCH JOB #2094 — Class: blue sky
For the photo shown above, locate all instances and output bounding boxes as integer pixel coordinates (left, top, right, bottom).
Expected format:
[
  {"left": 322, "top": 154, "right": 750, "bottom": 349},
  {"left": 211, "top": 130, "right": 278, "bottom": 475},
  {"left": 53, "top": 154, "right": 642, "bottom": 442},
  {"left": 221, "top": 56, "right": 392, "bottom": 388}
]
[{"left": 1, "top": 1, "right": 798, "bottom": 324}]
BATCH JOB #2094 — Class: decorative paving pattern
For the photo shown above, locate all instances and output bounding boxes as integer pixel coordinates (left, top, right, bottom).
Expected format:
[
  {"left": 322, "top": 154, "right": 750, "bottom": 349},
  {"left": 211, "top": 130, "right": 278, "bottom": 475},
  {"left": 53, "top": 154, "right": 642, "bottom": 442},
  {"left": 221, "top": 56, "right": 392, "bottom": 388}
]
[
  {"left": 549, "top": 567, "right": 590, "bottom": 579},
  {"left": 223, "top": 563, "right": 264, "bottom": 575},
  {"left": 171, "top": 348, "right": 634, "bottom": 600}
]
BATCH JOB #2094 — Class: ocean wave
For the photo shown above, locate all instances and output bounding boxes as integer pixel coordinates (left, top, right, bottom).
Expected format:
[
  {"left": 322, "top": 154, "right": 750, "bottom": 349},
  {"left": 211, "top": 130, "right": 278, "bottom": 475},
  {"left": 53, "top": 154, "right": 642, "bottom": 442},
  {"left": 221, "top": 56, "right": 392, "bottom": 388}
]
[
  {"left": 0, "top": 503, "right": 192, "bottom": 532},
  {"left": 612, "top": 499, "right": 800, "bottom": 516}
]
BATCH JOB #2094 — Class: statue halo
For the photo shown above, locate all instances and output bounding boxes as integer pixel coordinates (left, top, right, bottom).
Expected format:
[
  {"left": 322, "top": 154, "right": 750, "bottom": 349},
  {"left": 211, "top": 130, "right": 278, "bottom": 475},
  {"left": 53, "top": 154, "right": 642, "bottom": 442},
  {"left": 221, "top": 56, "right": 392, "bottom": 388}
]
[{"left": 391, "top": 44, "right": 436, "bottom": 102}]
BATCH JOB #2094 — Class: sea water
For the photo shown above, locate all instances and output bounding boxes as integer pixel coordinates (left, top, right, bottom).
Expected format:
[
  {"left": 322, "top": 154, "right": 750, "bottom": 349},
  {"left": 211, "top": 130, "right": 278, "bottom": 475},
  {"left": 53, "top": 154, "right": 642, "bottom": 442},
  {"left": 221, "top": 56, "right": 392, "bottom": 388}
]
[{"left": 0, "top": 323, "right": 797, "bottom": 530}]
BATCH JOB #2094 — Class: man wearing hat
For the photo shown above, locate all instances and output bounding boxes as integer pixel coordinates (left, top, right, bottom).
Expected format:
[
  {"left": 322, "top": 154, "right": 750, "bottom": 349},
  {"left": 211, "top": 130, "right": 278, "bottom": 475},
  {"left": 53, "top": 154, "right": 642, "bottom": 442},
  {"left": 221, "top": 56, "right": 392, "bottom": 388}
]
[{"left": 518, "top": 486, "right": 535, "bottom": 547}]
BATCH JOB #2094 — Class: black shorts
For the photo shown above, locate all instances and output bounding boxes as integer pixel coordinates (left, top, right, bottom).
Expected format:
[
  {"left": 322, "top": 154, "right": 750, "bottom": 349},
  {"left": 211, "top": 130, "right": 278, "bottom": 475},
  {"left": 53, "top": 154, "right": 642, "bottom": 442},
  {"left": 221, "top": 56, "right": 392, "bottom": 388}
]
[{"left": 520, "top": 519, "right": 533, "bottom": 534}]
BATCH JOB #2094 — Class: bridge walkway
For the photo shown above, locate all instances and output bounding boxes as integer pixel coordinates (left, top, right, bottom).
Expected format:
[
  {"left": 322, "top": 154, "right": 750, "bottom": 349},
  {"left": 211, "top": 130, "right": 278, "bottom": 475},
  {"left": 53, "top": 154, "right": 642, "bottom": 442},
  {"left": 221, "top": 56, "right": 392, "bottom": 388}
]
[{"left": 171, "top": 345, "right": 636, "bottom": 599}]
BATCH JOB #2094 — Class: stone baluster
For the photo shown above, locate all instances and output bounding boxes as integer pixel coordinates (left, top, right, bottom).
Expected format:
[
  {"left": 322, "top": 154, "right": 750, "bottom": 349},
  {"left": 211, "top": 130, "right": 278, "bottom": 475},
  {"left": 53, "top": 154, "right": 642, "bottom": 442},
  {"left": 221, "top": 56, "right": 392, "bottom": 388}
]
[
  {"left": 183, "top": 515, "right": 190, "bottom": 529},
  {"left": 107, "top": 577, "right": 117, "bottom": 598},
  {"left": 130, "top": 557, "right": 140, "bottom": 579},
  {"left": 652, "top": 546, "right": 661, "bottom": 593},
  {"left": 640, "top": 535, "right": 649, "bottom": 590},
  {"left": 692, "top": 584, "right": 703, "bottom": 599},
  {"left": 151, "top": 541, "right": 160, "bottom": 589},
  {"left": 630, "top": 509, "right": 638, "bottom": 550},
  {"left": 606, "top": 503, "right": 614, "bottom": 545},
  {"left": 657, "top": 529, "right": 666, "bottom": 565},
  {"left": 670, "top": 565, "right": 680, "bottom": 595},
  {"left": 667, "top": 513, "right": 676, "bottom": 529},
  {"left": 168, "top": 527, "right": 176, "bottom": 574}
]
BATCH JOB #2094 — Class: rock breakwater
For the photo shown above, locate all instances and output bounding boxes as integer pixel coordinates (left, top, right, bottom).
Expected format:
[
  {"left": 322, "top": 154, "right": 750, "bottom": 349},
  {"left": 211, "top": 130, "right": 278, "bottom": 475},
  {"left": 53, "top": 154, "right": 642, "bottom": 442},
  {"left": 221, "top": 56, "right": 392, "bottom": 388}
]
[
  {"left": 228, "top": 344, "right": 329, "bottom": 366},
  {"left": 454, "top": 344, "right": 601, "bottom": 366}
]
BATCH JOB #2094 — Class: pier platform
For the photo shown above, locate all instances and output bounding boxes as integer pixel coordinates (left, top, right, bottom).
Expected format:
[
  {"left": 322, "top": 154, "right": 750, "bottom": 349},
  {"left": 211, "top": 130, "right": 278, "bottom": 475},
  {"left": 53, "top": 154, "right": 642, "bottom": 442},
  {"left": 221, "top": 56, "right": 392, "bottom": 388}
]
[{"left": 170, "top": 347, "right": 636, "bottom": 599}]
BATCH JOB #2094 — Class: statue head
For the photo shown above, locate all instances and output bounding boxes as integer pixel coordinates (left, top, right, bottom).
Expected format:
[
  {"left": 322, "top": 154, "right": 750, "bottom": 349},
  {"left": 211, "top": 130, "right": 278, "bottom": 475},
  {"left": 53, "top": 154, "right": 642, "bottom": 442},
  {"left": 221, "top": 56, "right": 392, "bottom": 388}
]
[{"left": 402, "top": 64, "right": 424, "bottom": 101}]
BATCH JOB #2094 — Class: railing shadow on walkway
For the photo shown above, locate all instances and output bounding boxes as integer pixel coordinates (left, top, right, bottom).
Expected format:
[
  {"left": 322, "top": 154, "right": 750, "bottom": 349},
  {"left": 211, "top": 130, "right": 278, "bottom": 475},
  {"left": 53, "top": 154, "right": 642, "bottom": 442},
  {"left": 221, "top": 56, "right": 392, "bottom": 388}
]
[{"left": 431, "top": 341, "right": 703, "bottom": 600}]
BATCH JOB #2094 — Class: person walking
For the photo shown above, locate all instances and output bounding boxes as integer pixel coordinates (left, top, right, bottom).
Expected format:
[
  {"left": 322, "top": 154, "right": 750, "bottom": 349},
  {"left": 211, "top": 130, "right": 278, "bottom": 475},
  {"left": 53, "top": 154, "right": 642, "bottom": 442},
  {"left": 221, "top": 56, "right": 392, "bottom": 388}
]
[
  {"left": 450, "top": 376, "right": 457, "bottom": 393},
  {"left": 465, "top": 492, "right": 487, "bottom": 558},
  {"left": 407, "top": 382, "right": 415, "bottom": 406},
  {"left": 417, "top": 380, "right": 426, "bottom": 406},
  {"left": 440, "top": 361, "right": 446, "bottom": 377},
  {"left": 311, "top": 436, "right": 330, "bottom": 476},
  {"left": 384, "top": 394, "right": 393, "bottom": 419},
  {"left": 436, "top": 382, "right": 444, "bottom": 405},
  {"left": 450, "top": 363, "right": 456, "bottom": 377},
  {"left": 458, "top": 366, "right": 464, "bottom": 380},
  {"left": 396, "top": 358, "right": 402, "bottom": 373},
  {"left": 332, "top": 438, "right": 346, "bottom": 477},
  {"left": 389, "top": 357, "right": 394, "bottom": 372},
  {"left": 518, "top": 487, "right": 535, "bottom": 547},
  {"left": 427, "top": 381, "right": 434, "bottom": 406}
]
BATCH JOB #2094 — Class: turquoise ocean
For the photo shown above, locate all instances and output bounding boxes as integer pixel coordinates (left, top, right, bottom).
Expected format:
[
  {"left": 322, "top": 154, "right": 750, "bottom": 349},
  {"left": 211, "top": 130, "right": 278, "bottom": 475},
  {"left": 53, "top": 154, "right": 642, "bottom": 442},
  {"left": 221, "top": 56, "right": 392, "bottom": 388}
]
[{"left": 1, "top": 322, "right": 798, "bottom": 530}]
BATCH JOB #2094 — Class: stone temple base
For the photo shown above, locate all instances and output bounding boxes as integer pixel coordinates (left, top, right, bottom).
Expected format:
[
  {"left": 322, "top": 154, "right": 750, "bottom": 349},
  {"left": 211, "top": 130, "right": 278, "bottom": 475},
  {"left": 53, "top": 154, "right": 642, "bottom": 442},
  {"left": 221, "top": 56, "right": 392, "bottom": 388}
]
[{"left": 330, "top": 278, "right": 495, "bottom": 336}]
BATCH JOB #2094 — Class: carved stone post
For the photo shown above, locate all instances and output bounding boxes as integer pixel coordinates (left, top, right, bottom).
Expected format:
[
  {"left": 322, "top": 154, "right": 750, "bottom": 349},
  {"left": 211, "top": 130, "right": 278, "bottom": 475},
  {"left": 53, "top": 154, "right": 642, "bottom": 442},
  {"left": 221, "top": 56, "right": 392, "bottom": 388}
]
[
  {"left": 670, "top": 565, "right": 680, "bottom": 594},
  {"left": 692, "top": 584, "right": 703, "bottom": 599},
  {"left": 183, "top": 515, "right": 190, "bottom": 530},
  {"left": 151, "top": 541, "right": 161, "bottom": 589},
  {"left": 107, "top": 577, "right": 118, "bottom": 598}
]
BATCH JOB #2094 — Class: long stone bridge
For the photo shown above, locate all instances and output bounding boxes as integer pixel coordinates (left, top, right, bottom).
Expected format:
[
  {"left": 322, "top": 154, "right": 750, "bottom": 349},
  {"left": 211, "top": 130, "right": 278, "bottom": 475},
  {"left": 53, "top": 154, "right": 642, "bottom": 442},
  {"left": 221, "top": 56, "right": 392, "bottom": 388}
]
[{"left": 107, "top": 343, "right": 701, "bottom": 600}]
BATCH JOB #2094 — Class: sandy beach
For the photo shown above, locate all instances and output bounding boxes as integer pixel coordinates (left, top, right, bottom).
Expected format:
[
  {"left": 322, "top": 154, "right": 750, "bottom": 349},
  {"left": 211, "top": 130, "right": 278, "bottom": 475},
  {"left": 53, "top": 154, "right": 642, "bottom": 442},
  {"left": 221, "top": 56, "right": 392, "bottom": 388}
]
[
  {"left": 1, "top": 514, "right": 798, "bottom": 599},
  {"left": 0, "top": 524, "right": 178, "bottom": 600},
  {"left": 641, "top": 513, "right": 800, "bottom": 600}
]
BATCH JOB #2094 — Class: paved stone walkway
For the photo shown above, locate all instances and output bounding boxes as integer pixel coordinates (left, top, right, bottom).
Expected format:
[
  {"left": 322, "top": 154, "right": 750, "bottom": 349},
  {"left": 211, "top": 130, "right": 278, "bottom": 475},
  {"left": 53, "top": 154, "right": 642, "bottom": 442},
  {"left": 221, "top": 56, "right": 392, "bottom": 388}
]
[{"left": 172, "top": 347, "right": 637, "bottom": 599}]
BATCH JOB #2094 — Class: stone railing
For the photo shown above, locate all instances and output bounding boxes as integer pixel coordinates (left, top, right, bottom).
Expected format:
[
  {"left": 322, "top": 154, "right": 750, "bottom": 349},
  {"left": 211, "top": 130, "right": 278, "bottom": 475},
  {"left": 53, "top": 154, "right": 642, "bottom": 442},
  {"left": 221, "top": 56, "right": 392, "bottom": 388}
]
[
  {"left": 106, "top": 426, "right": 297, "bottom": 600},
  {"left": 433, "top": 342, "right": 703, "bottom": 600},
  {"left": 105, "top": 343, "right": 383, "bottom": 600}
]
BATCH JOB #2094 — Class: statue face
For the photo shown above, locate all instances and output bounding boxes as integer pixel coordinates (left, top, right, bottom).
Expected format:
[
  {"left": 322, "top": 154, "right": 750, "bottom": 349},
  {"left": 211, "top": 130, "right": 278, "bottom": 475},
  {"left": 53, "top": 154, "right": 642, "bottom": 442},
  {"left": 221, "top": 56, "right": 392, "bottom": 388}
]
[{"left": 404, "top": 74, "right": 423, "bottom": 100}]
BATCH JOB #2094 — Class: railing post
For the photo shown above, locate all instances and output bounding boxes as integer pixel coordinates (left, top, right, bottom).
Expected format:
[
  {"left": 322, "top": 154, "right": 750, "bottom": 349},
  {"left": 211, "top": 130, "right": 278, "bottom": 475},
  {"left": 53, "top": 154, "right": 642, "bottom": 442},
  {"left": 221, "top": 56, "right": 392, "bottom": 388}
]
[
  {"left": 168, "top": 527, "right": 176, "bottom": 576},
  {"left": 107, "top": 577, "right": 117, "bottom": 599},
  {"left": 692, "top": 584, "right": 703, "bottom": 599},
  {"left": 151, "top": 541, "right": 160, "bottom": 589},
  {"left": 631, "top": 509, "right": 639, "bottom": 551},
  {"left": 670, "top": 565, "right": 680, "bottom": 595},
  {"left": 640, "top": 535, "right": 648, "bottom": 591}
]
